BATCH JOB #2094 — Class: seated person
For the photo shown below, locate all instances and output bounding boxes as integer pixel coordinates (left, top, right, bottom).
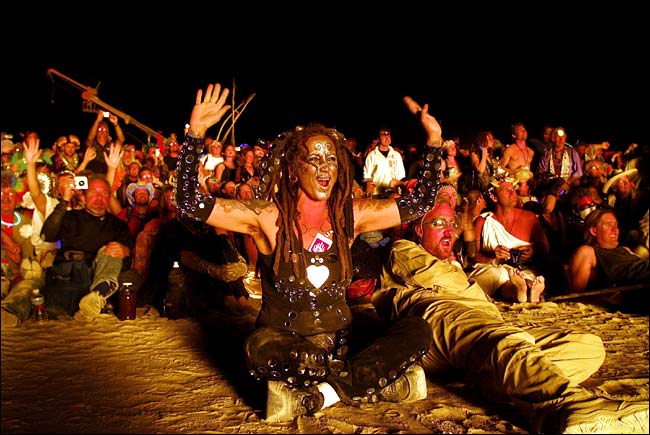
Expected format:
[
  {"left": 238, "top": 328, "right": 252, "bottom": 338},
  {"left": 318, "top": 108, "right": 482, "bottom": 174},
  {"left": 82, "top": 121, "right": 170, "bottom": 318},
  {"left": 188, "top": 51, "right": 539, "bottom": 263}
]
[
  {"left": 21, "top": 135, "right": 86, "bottom": 269},
  {"left": 118, "top": 182, "right": 159, "bottom": 238},
  {"left": 373, "top": 200, "right": 649, "bottom": 434},
  {"left": 603, "top": 168, "right": 649, "bottom": 257},
  {"left": 568, "top": 207, "right": 649, "bottom": 313},
  {"left": 468, "top": 177, "right": 549, "bottom": 303},
  {"left": 1, "top": 179, "right": 43, "bottom": 327},
  {"left": 179, "top": 221, "right": 253, "bottom": 317},
  {"left": 40, "top": 175, "right": 134, "bottom": 320},
  {"left": 140, "top": 214, "right": 250, "bottom": 317}
]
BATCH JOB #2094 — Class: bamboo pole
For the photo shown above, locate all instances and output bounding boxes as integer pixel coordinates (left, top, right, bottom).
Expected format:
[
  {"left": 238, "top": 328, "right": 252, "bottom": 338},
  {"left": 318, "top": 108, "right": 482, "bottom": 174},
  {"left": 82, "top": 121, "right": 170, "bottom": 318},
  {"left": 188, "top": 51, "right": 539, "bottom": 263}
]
[
  {"left": 220, "top": 94, "right": 256, "bottom": 144},
  {"left": 230, "top": 77, "right": 236, "bottom": 146}
]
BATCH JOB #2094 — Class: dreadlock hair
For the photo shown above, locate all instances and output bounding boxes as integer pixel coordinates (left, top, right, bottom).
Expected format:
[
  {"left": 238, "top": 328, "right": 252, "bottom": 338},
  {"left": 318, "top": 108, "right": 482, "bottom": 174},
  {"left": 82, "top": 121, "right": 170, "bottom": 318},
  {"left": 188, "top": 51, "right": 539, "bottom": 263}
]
[{"left": 264, "top": 123, "right": 354, "bottom": 281}]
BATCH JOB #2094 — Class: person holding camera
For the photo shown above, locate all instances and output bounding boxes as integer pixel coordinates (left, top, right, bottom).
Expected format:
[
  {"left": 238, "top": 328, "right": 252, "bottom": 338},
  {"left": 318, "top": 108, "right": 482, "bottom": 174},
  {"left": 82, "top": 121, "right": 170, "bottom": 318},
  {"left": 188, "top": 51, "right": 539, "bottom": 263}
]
[
  {"left": 467, "top": 176, "right": 549, "bottom": 303},
  {"left": 84, "top": 109, "right": 125, "bottom": 175},
  {"left": 40, "top": 174, "right": 133, "bottom": 321}
]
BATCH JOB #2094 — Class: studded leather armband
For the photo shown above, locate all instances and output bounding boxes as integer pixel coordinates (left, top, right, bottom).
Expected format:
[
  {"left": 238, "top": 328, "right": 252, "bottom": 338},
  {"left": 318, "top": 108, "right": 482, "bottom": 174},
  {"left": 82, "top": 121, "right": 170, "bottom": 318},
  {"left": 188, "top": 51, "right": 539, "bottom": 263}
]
[
  {"left": 174, "top": 134, "right": 215, "bottom": 222},
  {"left": 395, "top": 146, "right": 443, "bottom": 223}
]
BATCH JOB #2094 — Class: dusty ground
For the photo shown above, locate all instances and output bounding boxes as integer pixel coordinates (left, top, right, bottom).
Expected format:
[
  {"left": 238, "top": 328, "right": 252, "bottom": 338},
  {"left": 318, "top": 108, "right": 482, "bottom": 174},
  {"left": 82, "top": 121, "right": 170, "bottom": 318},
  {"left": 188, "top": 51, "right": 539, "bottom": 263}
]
[{"left": 1, "top": 299, "right": 648, "bottom": 434}]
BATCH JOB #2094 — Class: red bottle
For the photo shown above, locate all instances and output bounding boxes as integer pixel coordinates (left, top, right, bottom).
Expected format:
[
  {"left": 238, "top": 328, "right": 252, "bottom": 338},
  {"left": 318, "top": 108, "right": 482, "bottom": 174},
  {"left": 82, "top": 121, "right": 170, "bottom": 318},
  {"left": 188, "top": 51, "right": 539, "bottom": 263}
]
[{"left": 118, "top": 282, "right": 136, "bottom": 320}]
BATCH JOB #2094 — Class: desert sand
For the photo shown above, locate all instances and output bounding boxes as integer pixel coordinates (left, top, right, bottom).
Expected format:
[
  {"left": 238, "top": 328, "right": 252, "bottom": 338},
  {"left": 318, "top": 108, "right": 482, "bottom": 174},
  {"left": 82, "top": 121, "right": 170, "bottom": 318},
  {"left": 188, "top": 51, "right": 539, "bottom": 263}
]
[{"left": 1, "top": 297, "right": 648, "bottom": 434}]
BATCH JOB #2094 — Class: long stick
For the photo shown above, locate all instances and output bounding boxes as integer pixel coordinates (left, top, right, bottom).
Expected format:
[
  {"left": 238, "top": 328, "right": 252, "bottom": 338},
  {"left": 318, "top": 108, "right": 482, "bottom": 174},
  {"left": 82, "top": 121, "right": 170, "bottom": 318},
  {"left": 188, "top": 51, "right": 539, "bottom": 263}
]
[
  {"left": 548, "top": 283, "right": 648, "bottom": 302},
  {"left": 216, "top": 94, "right": 256, "bottom": 143},
  {"left": 230, "top": 77, "right": 236, "bottom": 146},
  {"left": 48, "top": 68, "right": 167, "bottom": 143},
  {"left": 216, "top": 98, "right": 249, "bottom": 142},
  {"left": 221, "top": 94, "right": 256, "bottom": 143}
]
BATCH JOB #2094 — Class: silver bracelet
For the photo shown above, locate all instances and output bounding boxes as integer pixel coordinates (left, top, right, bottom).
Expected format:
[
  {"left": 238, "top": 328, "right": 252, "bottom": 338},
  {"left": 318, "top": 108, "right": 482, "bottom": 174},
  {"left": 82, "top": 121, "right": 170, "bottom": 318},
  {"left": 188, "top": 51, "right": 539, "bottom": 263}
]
[{"left": 186, "top": 129, "right": 204, "bottom": 140}]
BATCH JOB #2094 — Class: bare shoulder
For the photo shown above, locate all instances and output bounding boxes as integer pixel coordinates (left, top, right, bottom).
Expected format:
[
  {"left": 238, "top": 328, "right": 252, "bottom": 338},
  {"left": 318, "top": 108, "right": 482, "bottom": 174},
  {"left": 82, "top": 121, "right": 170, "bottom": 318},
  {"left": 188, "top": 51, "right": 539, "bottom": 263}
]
[
  {"left": 571, "top": 244, "right": 596, "bottom": 261},
  {"left": 517, "top": 208, "right": 538, "bottom": 221}
]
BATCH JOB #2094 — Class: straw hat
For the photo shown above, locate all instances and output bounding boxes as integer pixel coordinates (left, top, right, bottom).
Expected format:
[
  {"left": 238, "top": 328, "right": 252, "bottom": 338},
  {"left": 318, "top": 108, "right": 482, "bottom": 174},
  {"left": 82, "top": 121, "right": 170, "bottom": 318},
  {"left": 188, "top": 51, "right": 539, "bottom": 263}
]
[
  {"left": 1, "top": 138, "right": 14, "bottom": 154},
  {"left": 126, "top": 182, "right": 155, "bottom": 206},
  {"left": 602, "top": 168, "right": 638, "bottom": 194}
]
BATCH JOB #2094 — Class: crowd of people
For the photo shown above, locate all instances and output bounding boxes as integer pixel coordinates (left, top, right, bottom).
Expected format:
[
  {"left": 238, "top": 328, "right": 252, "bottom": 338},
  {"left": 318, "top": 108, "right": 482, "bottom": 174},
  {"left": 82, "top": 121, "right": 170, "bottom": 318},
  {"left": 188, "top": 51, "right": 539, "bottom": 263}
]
[{"left": 1, "top": 83, "right": 648, "bottom": 433}]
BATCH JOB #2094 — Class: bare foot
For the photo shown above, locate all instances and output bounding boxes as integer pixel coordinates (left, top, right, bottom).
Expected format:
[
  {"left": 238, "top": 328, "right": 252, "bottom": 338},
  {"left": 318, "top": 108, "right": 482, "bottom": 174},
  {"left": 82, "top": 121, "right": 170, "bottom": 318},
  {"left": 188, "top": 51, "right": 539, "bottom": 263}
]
[
  {"left": 507, "top": 267, "right": 528, "bottom": 303},
  {"left": 528, "top": 276, "right": 545, "bottom": 303}
]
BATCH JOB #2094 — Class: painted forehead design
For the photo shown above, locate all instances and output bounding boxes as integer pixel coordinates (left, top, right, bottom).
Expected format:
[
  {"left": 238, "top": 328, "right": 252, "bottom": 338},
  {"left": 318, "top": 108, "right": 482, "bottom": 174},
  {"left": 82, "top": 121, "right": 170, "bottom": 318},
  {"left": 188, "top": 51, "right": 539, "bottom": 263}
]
[{"left": 310, "top": 140, "right": 334, "bottom": 153}]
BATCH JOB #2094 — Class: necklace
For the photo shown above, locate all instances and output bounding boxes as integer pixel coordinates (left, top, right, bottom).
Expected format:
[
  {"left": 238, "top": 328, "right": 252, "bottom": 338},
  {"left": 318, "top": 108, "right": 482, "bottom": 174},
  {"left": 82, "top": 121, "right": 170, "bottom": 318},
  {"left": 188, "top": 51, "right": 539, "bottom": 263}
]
[
  {"left": 1, "top": 211, "right": 21, "bottom": 227},
  {"left": 59, "top": 152, "right": 79, "bottom": 171},
  {"left": 517, "top": 144, "right": 529, "bottom": 166}
]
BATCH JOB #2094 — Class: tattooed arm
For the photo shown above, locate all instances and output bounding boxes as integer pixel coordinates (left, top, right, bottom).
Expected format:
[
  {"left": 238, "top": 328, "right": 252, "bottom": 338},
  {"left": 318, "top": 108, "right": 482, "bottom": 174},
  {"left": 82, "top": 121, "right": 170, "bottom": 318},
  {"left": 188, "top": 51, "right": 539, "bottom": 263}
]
[{"left": 205, "top": 198, "right": 278, "bottom": 255}]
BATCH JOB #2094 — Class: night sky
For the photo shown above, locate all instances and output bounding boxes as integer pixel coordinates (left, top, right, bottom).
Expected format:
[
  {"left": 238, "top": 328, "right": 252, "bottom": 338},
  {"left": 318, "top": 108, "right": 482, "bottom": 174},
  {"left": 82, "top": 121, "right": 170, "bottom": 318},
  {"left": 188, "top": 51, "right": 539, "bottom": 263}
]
[{"left": 3, "top": 7, "right": 647, "bottom": 152}]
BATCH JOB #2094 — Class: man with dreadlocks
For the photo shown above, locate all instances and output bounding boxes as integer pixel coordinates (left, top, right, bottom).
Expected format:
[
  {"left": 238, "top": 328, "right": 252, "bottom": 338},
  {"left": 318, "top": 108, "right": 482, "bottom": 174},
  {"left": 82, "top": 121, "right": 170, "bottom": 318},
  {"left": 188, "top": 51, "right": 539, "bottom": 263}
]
[{"left": 175, "top": 83, "right": 443, "bottom": 422}]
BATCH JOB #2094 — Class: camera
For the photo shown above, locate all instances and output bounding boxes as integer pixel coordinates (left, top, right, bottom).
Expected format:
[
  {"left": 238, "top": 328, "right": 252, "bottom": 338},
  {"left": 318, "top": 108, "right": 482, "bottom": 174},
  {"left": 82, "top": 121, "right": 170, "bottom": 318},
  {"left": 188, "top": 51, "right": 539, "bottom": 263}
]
[
  {"left": 509, "top": 248, "right": 522, "bottom": 269},
  {"left": 103, "top": 111, "right": 110, "bottom": 118},
  {"left": 74, "top": 175, "right": 88, "bottom": 190}
]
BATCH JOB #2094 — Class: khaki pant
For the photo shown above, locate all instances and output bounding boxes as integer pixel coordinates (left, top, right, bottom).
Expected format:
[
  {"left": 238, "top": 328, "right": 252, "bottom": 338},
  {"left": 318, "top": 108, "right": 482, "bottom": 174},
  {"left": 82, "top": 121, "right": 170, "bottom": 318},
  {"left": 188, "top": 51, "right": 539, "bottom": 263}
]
[{"left": 395, "top": 291, "right": 605, "bottom": 416}]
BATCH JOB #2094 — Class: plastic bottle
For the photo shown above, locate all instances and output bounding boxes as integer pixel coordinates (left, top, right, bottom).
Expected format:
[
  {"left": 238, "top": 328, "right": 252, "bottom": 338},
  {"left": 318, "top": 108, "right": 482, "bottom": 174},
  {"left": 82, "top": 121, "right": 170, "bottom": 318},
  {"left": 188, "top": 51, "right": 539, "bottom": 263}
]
[
  {"left": 31, "top": 289, "right": 47, "bottom": 322},
  {"left": 118, "top": 282, "right": 137, "bottom": 320},
  {"left": 165, "top": 261, "right": 187, "bottom": 319}
]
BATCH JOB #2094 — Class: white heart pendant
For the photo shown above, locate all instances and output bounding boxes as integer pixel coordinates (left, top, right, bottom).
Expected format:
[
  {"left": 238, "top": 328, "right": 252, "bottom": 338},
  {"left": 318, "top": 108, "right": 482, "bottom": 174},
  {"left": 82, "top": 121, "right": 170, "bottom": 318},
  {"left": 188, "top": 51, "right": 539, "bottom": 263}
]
[{"left": 306, "top": 264, "right": 330, "bottom": 289}]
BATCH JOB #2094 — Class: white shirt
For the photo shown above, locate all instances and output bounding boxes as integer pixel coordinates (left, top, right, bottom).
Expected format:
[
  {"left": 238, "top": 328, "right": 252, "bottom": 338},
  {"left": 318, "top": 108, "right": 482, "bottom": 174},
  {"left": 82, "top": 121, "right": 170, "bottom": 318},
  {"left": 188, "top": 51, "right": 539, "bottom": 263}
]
[
  {"left": 201, "top": 154, "right": 224, "bottom": 172},
  {"left": 363, "top": 146, "right": 405, "bottom": 195}
]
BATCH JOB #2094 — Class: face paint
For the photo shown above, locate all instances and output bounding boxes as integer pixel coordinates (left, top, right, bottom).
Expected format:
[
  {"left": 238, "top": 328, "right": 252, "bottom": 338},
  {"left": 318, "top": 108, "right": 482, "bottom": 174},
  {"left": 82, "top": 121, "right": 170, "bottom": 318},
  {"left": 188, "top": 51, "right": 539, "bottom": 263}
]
[{"left": 295, "top": 134, "right": 338, "bottom": 201}]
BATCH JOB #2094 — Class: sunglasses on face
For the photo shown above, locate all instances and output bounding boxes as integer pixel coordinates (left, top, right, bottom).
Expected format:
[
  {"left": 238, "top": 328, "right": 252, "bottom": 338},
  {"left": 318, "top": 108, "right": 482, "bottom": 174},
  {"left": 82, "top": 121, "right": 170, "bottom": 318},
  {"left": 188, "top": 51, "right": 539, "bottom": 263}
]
[{"left": 423, "top": 217, "right": 459, "bottom": 231}]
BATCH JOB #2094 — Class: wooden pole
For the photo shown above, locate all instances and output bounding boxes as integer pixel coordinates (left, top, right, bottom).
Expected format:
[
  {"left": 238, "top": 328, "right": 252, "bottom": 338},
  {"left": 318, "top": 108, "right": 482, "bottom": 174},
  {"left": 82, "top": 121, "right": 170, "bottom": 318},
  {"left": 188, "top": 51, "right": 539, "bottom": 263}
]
[
  {"left": 48, "top": 68, "right": 167, "bottom": 143},
  {"left": 548, "top": 283, "right": 648, "bottom": 302}
]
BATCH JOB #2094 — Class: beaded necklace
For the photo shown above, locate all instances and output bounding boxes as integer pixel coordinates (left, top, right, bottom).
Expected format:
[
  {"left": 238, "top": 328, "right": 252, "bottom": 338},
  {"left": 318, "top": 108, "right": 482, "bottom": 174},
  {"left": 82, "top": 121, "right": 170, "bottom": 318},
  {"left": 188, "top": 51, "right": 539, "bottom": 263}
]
[
  {"left": 549, "top": 149, "right": 570, "bottom": 180},
  {"left": 59, "top": 152, "right": 80, "bottom": 171}
]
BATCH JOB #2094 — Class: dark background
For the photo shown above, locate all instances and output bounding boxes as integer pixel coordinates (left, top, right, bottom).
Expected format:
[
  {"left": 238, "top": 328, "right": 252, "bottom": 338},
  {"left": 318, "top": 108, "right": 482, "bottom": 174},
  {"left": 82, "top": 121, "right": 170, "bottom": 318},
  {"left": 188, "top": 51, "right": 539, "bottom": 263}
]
[{"left": 2, "top": 6, "right": 647, "bottom": 153}]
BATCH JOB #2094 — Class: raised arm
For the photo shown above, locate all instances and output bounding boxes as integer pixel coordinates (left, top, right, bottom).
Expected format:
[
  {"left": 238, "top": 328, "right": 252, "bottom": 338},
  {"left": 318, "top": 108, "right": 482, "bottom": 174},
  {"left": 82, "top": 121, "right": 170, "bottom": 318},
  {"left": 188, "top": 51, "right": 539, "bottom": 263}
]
[
  {"left": 353, "top": 96, "right": 443, "bottom": 235},
  {"left": 85, "top": 110, "right": 104, "bottom": 147},
  {"left": 175, "top": 83, "right": 275, "bottom": 238},
  {"left": 23, "top": 136, "right": 47, "bottom": 216},
  {"left": 104, "top": 141, "right": 125, "bottom": 215},
  {"left": 108, "top": 113, "right": 125, "bottom": 143}
]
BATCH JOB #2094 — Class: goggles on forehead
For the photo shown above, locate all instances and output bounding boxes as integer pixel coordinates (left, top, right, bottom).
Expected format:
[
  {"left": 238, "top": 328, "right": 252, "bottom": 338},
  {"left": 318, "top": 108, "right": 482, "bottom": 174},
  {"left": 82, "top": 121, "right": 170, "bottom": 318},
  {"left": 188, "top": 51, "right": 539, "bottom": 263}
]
[{"left": 578, "top": 204, "right": 597, "bottom": 220}]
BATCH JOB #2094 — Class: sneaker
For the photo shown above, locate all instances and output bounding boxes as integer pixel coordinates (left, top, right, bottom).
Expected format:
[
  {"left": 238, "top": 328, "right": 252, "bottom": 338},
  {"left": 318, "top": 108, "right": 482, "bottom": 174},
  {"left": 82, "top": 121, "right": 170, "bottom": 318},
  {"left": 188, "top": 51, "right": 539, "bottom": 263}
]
[
  {"left": 265, "top": 381, "right": 324, "bottom": 423},
  {"left": 558, "top": 397, "right": 649, "bottom": 434},
  {"left": 75, "top": 291, "right": 106, "bottom": 321},
  {"left": 379, "top": 364, "right": 428, "bottom": 403},
  {"left": 93, "top": 280, "right": 118, "bottom": 298}
]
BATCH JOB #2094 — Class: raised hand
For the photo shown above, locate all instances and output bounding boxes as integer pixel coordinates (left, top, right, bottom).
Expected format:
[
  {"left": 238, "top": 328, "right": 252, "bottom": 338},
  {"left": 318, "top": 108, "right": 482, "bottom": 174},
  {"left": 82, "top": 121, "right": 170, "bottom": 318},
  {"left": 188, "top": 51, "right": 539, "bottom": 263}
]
[
  {"left": 83, "top": 147, "right": 97, "bottom": 163},
  {"left": 104, "top": 141, "right": 124, "bottom": 169},
  {"left": 23, "top": 136, "right": 42, "bottom": 165},
  {"left": 188, "top": 83, "right": 231, "bottom": 137},
  {"left": 402, "top": 96, "right": 442, "bottom": 146}
]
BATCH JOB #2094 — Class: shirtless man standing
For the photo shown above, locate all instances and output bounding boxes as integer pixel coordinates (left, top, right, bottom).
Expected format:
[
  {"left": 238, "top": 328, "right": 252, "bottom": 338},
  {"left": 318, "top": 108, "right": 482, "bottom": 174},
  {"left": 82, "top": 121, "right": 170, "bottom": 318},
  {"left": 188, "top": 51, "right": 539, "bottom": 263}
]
[{"left": 500, "top": 122, "right": 535, "bottom": 184}]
